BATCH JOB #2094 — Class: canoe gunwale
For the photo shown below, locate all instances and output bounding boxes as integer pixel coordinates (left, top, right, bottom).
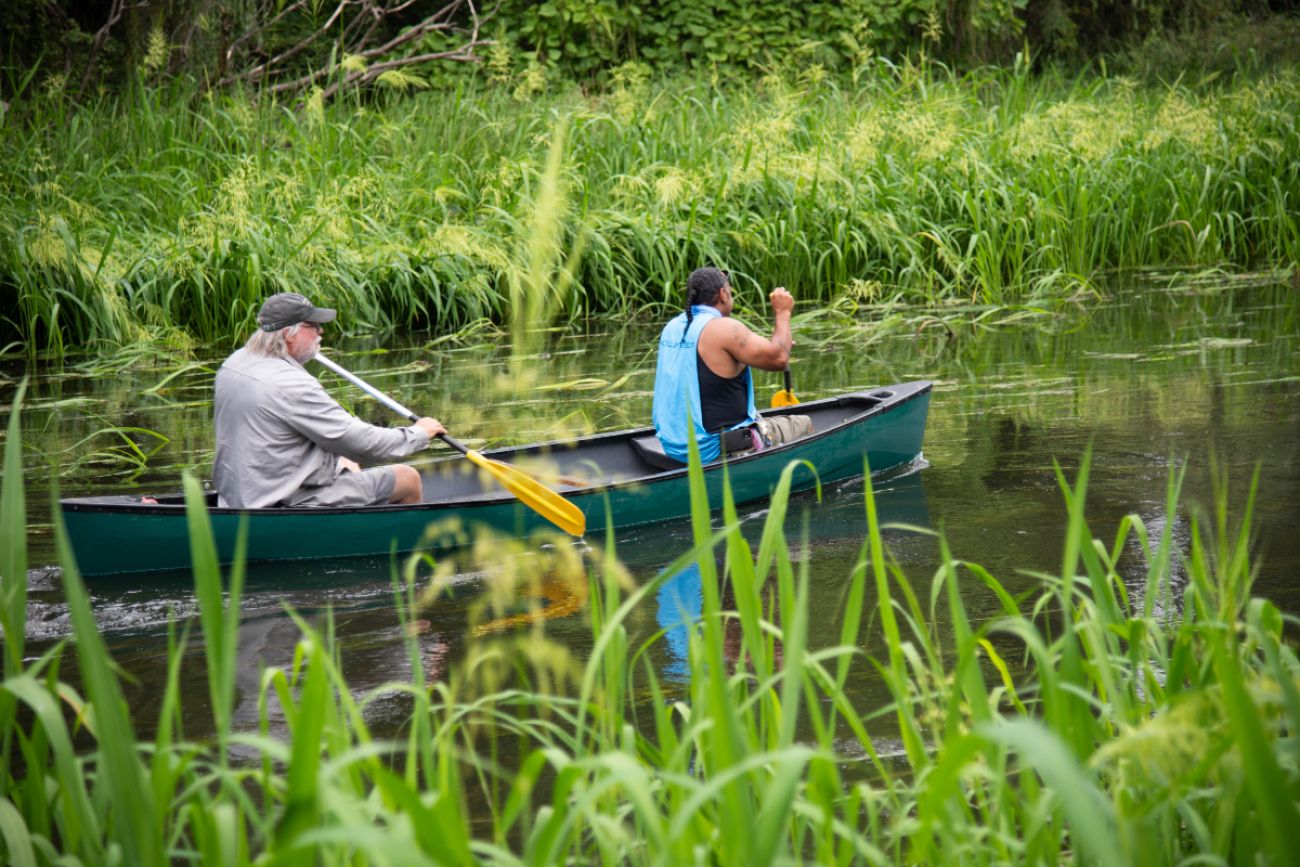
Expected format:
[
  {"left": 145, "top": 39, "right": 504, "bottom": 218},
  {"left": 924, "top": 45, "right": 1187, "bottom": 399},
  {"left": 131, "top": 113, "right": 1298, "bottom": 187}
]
[{"left": 59, "top": 381, "right": 932, "bottom": 518}]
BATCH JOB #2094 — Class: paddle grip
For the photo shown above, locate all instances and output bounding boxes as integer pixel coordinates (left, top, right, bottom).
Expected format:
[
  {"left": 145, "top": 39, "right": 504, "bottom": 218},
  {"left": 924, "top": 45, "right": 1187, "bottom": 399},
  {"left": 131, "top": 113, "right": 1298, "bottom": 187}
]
[{"left": 783, "top": 366, "right": 793, "bottom": 392}]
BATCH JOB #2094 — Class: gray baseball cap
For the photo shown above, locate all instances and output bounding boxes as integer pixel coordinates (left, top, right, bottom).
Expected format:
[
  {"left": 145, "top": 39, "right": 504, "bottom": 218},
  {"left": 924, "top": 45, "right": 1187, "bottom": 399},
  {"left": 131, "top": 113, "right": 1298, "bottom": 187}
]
[{"left": 257, "top": 292, "right": 337, "bottom": 332}]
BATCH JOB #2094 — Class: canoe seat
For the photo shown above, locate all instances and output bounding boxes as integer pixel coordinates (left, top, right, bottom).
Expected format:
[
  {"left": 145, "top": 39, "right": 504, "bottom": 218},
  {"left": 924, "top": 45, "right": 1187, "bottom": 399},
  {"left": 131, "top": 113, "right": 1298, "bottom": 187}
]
[{"left": 630, "top": 435, "right": 685, "bottom": 471}]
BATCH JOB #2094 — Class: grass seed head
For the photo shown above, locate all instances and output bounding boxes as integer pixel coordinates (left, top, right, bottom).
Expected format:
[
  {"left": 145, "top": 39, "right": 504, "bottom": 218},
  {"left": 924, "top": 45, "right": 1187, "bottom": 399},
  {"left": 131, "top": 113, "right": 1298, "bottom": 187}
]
[{"left": 142, "top": 22, "right": 169, "bottom": 75}]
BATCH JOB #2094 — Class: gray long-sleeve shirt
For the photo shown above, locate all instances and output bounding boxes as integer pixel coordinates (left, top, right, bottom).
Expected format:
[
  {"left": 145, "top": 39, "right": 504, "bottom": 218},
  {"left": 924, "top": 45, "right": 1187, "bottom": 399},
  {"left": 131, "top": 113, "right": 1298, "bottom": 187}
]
[{"left": 213, "top": 348, "right": 430, "bottom": 508}]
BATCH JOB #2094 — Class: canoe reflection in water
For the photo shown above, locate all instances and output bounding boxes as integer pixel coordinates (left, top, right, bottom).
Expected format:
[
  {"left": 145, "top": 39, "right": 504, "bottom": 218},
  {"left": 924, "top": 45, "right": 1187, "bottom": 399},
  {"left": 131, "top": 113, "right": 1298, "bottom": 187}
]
[{"left": 654, "top": 464, "right": 930, "bottom": 682}]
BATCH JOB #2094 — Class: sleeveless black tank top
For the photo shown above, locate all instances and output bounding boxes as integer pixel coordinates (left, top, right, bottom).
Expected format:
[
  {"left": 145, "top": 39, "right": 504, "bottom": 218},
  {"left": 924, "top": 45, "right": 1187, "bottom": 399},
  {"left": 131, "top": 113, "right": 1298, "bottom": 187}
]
[{"left": 697, "top": 349, "right": 751, "bottom": 432}]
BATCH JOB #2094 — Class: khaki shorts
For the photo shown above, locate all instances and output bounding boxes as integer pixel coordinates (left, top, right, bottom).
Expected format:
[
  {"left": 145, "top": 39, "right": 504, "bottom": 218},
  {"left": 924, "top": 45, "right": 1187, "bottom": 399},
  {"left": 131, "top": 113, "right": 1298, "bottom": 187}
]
[
  {"left": 283, "top": 466, "right": 396, "bottom": 508},
  {"left": 757, "top": 414, "right": 814, "bottom": 448}
]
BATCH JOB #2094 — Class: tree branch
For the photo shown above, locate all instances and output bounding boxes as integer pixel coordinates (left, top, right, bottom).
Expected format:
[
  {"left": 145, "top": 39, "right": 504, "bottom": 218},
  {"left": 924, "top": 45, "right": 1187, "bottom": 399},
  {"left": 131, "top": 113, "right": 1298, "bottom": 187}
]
[
  {"left": 78, "top": 0, "right": 151, "bottom": 97},
  {"left": 216, "top": 0, "right": 501, "bottom": 97},
  {"left": 223, "top": 0, "right": 312, "bottom": 69},
  {"left": 311, "top": 43, "right": 488, "bottom": 100},
  {"left": 220, "top": 0, "right": 355, "bottom": 88}
]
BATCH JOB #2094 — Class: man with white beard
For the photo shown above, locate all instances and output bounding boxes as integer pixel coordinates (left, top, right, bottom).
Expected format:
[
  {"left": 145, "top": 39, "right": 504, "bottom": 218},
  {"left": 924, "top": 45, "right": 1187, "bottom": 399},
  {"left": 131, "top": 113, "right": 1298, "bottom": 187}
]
[{"left": 212, "top": 292, "right": 444, "bottom": 508}]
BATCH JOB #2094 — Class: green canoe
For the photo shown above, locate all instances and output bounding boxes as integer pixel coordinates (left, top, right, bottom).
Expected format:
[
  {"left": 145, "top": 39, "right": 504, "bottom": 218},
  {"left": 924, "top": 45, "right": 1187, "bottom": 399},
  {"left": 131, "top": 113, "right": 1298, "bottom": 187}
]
[{"left": 60, "top": 381, "right": 931, "bottom": 575}]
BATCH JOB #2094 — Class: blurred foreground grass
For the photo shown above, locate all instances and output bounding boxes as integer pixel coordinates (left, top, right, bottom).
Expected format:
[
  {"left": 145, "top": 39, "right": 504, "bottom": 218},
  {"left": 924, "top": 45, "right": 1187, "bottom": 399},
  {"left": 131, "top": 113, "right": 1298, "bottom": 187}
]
[{"left": 1, "top": 382, "right": 1298, "bottom": 864}]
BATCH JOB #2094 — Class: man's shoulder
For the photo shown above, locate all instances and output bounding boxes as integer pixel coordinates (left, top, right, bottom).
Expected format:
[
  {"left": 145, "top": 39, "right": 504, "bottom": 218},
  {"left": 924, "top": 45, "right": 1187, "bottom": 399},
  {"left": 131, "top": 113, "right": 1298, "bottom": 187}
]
[
  {"left": 659, "top": 311, "right": 688, "bottom": 330},
  {"left": 699, "top": 315, "right": 752, "bottom": 345},
  {"left": 219, "top": 349, "right": 318, "bottom": 393},
  {"left": 657, "top": 311, "right": 690, "bottom": 346}
]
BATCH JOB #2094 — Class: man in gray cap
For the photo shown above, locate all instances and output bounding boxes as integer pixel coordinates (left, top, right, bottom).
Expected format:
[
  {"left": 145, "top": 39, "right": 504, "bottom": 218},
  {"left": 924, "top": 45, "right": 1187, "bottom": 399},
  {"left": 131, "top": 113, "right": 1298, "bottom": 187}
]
[{"left": 212, "top": 292, "right": 445, "bottom": 509}]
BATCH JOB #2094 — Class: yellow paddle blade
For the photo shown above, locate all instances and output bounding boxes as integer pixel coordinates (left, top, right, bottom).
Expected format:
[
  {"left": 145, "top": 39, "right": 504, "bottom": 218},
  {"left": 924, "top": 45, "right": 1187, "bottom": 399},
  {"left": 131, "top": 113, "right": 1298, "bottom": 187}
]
[
  {"left": 464, "top": 449, "right": 587, "bottom": 536},
  {"left": 771, "top": 389, "right": 800, "bottom": 408}
]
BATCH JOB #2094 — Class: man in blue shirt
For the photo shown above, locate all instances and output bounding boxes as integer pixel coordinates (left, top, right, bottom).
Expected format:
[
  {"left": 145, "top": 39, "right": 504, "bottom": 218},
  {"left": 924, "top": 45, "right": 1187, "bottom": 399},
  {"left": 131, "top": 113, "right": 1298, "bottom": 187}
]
[{"left": 652, "top": 267, "right": 813, "bottom": 463}]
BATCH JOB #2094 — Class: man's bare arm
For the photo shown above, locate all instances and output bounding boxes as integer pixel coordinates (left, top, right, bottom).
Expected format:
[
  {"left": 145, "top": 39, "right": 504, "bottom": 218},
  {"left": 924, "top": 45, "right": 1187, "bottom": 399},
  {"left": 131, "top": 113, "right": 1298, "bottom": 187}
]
[
  {"left": 723, "top": 286, "right": 794, "bottom": 371},
  {"left": 721, "top": 319, "right": 790, "bottom": 371}
]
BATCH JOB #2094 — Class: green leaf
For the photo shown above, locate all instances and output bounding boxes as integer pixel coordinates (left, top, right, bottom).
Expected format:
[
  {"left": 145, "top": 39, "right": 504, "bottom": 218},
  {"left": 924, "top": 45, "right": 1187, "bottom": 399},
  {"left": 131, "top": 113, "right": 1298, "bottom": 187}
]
[{"left": 981, "top": 718, "right": 1122, "bottom": 867}]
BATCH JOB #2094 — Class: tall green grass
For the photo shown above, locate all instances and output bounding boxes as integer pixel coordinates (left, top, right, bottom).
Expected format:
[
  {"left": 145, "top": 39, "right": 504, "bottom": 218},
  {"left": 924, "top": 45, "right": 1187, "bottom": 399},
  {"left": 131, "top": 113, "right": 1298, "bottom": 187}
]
[
  {"left": 2, "top": 392, "right": 1299, "bottom": 863},
  {"left": 2, "top": 61, "right": 1297, "bottom": 355}
]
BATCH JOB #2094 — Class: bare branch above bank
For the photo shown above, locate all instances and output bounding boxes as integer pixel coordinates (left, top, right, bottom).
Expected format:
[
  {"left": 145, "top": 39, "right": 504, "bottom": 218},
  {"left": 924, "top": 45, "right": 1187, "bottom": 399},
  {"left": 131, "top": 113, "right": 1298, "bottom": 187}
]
[
  {"left": 216, "top": 0, "right": 500, "bottom": 98},
  {"left": 78, "top": 0, "right": 150, "bottom": 97}
]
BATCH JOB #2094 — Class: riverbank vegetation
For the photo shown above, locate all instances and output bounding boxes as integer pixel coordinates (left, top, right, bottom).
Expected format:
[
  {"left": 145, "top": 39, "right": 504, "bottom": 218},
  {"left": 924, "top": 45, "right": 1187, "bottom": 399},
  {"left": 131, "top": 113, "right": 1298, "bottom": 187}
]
[
  {"left": 6, "top": 1, "right": 1299, "bottom": 95},
  {"left": 3, "top": 50, "right": 1298, "bottom": 356},
  {"left": 2, "top": 389, "right": 1299, "bottom": 863}
]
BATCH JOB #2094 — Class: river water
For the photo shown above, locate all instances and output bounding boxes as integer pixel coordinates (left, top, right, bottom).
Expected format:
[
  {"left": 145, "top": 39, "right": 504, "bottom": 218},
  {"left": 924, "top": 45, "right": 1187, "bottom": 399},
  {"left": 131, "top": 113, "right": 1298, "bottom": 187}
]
[{"left": 1, "top": 277, "right": 1297, "bottom": 737}]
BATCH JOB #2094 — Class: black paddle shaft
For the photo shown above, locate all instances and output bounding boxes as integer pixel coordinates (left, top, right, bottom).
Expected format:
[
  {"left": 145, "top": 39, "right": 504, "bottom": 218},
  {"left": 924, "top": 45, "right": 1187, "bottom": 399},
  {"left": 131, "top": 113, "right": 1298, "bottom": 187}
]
[{"left": 437, "top": 433, "right": 471, "bottom": 456}]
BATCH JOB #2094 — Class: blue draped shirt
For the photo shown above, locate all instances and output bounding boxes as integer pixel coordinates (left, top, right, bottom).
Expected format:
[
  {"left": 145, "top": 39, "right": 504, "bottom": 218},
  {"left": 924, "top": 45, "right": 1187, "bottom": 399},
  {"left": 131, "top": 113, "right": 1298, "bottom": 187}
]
[{"left": 651, "top": 306, "right": 758, "bottom": 463}]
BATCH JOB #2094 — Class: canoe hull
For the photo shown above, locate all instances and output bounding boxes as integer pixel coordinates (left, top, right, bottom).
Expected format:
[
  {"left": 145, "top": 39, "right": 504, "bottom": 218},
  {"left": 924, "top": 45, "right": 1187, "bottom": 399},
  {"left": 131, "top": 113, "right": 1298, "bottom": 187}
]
[{"left": 61, "top": 382, "right": 931, "bottom": 575}]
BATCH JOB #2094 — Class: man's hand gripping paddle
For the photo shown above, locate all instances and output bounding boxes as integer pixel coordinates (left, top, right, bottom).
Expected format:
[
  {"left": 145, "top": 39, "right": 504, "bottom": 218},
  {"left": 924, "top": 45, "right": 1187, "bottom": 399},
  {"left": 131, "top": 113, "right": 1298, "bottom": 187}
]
[{"left": 314, "top": 353, "right": 585, "bottom": 537}]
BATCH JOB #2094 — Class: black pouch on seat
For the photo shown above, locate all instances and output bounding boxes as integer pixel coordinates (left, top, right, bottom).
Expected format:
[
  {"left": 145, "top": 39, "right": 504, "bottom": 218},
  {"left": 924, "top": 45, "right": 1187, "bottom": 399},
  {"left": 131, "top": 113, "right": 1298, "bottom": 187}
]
[{"left": 719, "top": 427, "right": 755, "bottom": 454}]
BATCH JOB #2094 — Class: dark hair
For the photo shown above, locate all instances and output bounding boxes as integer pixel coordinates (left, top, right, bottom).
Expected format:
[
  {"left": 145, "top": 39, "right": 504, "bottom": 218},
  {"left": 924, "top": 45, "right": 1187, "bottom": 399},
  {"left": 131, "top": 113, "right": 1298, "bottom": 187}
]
[{"left": 684, "top": 267, "right": 729, "bottom": 334}]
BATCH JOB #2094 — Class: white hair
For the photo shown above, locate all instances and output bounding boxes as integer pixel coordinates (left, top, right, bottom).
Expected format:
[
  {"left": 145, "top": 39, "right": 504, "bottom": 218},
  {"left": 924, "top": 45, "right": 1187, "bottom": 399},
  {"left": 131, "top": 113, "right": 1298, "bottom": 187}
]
[{"left": 245, "top": 323, "right": 306, "bottom": 358}]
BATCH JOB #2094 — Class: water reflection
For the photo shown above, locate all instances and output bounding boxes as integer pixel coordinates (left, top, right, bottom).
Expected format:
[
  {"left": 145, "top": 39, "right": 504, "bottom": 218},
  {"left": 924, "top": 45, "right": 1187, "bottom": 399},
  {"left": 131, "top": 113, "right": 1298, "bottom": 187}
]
[{"left": 653, "top": 466, "right": 930, "bottom": 682}]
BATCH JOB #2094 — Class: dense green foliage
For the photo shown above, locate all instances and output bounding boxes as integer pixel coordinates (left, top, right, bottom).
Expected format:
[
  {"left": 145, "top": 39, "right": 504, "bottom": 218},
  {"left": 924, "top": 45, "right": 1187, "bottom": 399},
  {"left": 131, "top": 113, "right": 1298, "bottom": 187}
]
[
  {"left": 2, "top": 58, "right": 1298, "bottom": 355},
  {"left": 498, "top": 0, "right": 1290, "bottom": 76},
  {"left": 4, "top": 0, "right": 1297, "bottom": 96},
  {"left": 495, "top": 0, "right": 967, "bottom": 78},
  {"left": 507, "top": 1, "right": 1300, "bottom": 74},
  {"left": 2, "top": 382, "right": 1300, "bottom": 863}
]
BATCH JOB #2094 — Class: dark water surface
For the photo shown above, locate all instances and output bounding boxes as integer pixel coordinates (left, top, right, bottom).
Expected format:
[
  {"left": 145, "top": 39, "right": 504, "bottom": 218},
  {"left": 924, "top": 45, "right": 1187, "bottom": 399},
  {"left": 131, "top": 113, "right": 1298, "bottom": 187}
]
[{"left": 2, "top": 278, "right": 1297, "bottom": 738}]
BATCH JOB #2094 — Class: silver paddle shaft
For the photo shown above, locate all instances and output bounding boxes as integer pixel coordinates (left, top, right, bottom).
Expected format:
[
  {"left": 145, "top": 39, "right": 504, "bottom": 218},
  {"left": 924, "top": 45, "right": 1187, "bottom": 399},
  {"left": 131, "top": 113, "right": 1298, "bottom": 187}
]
[{"left": 314, "top": 352, "right": 419, "bottom": 422}]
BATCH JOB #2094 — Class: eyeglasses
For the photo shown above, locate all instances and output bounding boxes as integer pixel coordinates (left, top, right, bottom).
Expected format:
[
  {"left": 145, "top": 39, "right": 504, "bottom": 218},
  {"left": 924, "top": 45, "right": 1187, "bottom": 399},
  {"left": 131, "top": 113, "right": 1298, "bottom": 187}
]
[{"left": 302, "top": 322, "right": 323, "bottom": 333}]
